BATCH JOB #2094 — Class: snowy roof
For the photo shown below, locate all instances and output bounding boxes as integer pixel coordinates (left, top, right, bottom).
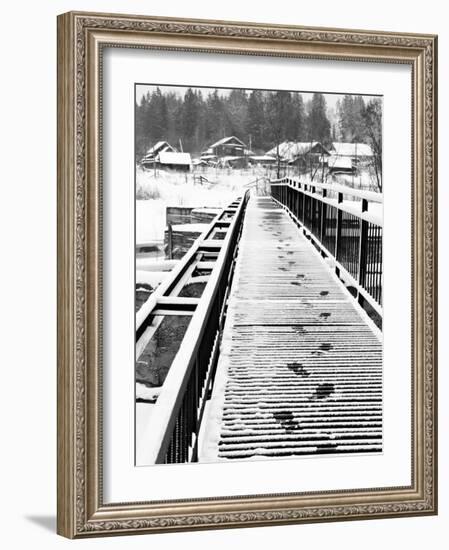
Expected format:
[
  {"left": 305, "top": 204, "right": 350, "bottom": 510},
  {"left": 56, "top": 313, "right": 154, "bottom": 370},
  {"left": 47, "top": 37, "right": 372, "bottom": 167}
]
[
  {"left": 265, "top": 141, "right": 329, "bottom": 161},
  {"left": 328, "top": 156, "right": 353, "bottom": 170},
  {"left": 332, "top": 142, "right": 373, "bottom": 157},
  {"left": 200, "top": 154, "right": 218, "bottom": 160},
  {"left": 220, "top": 155, "right": 244, "bottom": 162},
  {"left": 158, "top": 152, "right": 192, "bottom": 165},
  {"left": 145, "top": 141, "right": 176, "bottom": 155},
  {"left": 250, "top": 155, "right": 277, "bottom": 161},
  {"left": 208, "top": 136, "right": 247, "bottom": 149}
]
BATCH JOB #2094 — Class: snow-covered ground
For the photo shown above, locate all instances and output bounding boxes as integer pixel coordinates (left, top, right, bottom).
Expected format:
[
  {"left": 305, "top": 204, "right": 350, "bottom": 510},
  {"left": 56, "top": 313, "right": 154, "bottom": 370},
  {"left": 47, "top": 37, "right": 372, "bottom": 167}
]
[{"left": 136, "top": 166, "right": 264, "bottom": 246}]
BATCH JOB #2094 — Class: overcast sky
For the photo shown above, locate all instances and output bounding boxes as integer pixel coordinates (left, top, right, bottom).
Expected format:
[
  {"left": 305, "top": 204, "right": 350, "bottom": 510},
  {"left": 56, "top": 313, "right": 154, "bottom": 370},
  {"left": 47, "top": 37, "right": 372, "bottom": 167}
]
[{"left": 135, "top": 83, "right": 381, "bottom": 114}]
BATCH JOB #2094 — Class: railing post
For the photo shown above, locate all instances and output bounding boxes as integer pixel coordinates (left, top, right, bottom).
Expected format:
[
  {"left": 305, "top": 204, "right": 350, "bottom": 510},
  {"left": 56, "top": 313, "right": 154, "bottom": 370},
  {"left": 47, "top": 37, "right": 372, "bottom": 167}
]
[
  {"left": 335, "top": 192, "right": 343, "bottom": 267},
  {"left": 357, "top": 199, "right": 369, "bottom": 305},
  {"left": 295, "top": 187, "right": 299, "bottom": 218},
  {"left": 167, "top": 222, "right": 173, "bottom": 260},
  {"left": 320, "top": 189, "right": 327, "bottom": 243},
  {"left": 301, "top": 186, "right": 305, "bottom": 224}
]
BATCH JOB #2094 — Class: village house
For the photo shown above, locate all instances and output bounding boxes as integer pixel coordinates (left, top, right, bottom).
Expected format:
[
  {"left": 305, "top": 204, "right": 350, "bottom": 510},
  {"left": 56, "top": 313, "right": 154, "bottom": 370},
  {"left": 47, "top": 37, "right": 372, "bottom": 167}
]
[
  {"left": 327, "top": 156, "right": 354, "bottom": 175},
  {"left": 201, "top": 136, "right": 249, "bottom": 159},
  {"left": 141, "top": 141, "right": 177, "bottom": 168},
  {"left": 248, "top": 155, "right": 277, "bottom": 167},
  {"left": 265, "top": 141, "right": 330, "bottom": 171},
  {"left": 330, "top": 142, "right": 374, "bottom": 162},
  {"left": 327, "top": 142, "right": 374, "bottom": 174},
  {"left": 140, "top": 141, "right": 192, "bottom": 172}
]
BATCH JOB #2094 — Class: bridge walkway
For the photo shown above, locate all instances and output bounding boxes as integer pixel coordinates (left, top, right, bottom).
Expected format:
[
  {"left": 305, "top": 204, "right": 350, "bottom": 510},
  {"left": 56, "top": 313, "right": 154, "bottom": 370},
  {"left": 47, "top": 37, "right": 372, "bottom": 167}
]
[{"left": 200, "top": 195, "right": 383, "bottom": 462}]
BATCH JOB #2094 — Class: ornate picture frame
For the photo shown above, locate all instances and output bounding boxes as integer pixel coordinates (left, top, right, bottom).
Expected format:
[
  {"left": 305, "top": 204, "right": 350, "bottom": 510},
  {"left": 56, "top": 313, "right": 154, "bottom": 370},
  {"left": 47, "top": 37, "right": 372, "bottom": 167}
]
[{"left": 57, "top": 11, "right": 437, "bottom": 538}]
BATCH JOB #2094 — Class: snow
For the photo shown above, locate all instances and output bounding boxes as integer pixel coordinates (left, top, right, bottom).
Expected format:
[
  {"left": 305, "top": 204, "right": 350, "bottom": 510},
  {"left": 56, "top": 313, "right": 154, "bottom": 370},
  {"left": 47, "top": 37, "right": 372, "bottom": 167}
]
[
  {"left": 144, "top": 140, "right": 175, "bottom": 155},
  {"left": 266, "top": 141, "right": 326, "bottom": 160},
  {"left": 158, "top": 152, "right": 191, "bottom": 165},
  {"left": 136, "top": 166, "right": 253, "bottom": 245},
  {"left": 339, "top": 199, "right": 383, "bottom": 226},
  {"left": 136, "top": 259, "right": 178, "bottom": 272},
  {"left": 171, "top": 223, "right": 209, "bottom": 233},
  {"left": 191, "top": 207, "right": 221, "bottom": 216},
  {"left": 136, "top": 200, "right": 165, "bottom": 245},
  {"left": 136, "top": 382, "right": 161, "bottom": 401},
  {"left": 208, "top": 135, "right": 246, "bottom": 148},
  {"left": 328, "top": 156, "right": 353, "bottom": 170},
  {"left": 136, "top": 269, "right": 168, "bottom": 287},
  {"left": 332, "top": 142, "right": 373, "bottom": 157}
]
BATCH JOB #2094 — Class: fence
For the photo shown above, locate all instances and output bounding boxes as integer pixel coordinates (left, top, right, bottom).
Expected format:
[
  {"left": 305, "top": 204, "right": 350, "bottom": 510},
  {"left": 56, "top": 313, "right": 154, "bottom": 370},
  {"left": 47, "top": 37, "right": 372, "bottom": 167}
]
[{"left": 270, "top": 177, "right": 383, "bottom": 319}]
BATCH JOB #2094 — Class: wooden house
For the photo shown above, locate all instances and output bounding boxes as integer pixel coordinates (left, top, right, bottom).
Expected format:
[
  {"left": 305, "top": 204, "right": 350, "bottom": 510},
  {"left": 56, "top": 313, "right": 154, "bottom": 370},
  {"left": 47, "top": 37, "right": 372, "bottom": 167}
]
[
  {"left": 203, "top": 136, "right": 248, "bottom": 158},
  {"left": 141, "top": 141, "right": 177, "bottom": 168}
]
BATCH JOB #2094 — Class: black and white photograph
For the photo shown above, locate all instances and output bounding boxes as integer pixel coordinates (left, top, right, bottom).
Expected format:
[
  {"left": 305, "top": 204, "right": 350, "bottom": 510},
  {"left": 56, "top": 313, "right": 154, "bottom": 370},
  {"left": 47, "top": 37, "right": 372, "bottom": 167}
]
[{"left": 134, "top": 84, "right": 383, "bottom": 466}]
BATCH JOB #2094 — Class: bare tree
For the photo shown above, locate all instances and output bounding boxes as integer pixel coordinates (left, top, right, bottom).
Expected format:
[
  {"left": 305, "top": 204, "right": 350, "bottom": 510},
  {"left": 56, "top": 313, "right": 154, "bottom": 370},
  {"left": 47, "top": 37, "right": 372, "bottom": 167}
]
[{"left": 363, "top": 98, "right": 383, "bottom": 192}]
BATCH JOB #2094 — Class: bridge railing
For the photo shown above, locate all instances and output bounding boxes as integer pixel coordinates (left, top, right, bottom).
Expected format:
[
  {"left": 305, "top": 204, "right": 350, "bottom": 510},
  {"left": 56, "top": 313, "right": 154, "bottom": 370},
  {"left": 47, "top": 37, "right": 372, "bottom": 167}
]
[
  {"left": 137, "top": 192, "right": 249, "bottom": 464},
  {"left": 270, "top": 177, "right": 383, "bottom": 320}
]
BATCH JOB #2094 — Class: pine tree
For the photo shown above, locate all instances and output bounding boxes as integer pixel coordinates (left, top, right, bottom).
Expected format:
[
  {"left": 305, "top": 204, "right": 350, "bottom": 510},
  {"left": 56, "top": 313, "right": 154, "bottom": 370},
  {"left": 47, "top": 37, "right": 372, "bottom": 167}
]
[
  {"left": 181, "top": 88, "right": 199, "bottom": 151},
  {"left": 338, "top": 94, "right": 366, "bottom": 142},
  {"left": 306, "top": 93, "right": 331, "bottom": 144},
  {"left": 226, "top": 89, "right": 248, "bottom": 141},
  {"left": 290, "top": 93, "right": 306, "bottom": 141},
  {"left": 247, "top": 90, "right": 265, "bottom": 151},
  {"left": 205, "top": 89, "right": 226, "bottom": 144}
]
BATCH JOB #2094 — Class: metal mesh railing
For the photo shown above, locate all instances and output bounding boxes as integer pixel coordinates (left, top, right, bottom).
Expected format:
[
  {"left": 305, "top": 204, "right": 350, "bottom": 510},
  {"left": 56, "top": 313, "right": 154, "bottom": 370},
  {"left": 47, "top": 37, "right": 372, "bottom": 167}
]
[{"left": 271, "top": 178, "right": 383, "bottom": 313}]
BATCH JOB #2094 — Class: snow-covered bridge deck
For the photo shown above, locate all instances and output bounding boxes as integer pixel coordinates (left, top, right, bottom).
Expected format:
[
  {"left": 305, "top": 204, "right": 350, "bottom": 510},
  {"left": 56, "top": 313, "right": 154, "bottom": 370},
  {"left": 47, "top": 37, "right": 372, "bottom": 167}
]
[{"left": 200, "top": 196, "right": 382, "bottom": 462}]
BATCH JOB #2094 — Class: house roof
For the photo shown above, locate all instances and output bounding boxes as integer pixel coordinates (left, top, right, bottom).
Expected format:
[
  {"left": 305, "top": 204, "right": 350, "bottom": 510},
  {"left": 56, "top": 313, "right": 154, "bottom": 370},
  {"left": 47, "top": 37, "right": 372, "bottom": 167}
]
[
  {"left": 265, "top": 141, "right": 329, "bottom": 161},
  {"left": 328, "top": 156, "right": 353, "bottom": 170},
  {"left": 208, "top": 136, "right": 247, "bottom": 149},
  {"left": 145, "top": 141, "right": 176, "bottom": 155},
  {"left": 250, "top": 155, "right": 277, "bottom": 162},
  {"left": 332, "top": 142, "right": 373, "bottom": 157},
  {"left": 220, "top": 155, "right": 244, "bottom": 163},
  {"left": 158, "top": 152, "right": 191, "bottom": 165}
]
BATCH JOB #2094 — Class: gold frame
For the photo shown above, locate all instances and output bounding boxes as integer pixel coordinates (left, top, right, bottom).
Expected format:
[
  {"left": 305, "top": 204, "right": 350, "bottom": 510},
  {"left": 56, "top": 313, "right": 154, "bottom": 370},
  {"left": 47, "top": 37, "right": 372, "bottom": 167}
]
[{"left": 57, "top": 11, "right": 438, "bottom": 538}]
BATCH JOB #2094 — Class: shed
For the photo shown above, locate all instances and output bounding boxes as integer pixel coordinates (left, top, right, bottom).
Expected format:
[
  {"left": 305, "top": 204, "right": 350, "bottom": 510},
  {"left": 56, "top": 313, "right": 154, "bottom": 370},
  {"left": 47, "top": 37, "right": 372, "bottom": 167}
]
[
  {"left": 328, "top": 156, "right": 354, "bottom": 174},
  {"left": 249, "top": 155, "right": 277, "bottom": 166},
  {"left": 157, "top": 152, "right": 192, "bottom": 171}
]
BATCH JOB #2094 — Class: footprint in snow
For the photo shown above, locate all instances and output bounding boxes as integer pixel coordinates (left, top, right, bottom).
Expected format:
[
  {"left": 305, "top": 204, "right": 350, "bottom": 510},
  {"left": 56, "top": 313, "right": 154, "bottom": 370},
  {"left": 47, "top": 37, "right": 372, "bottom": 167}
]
[
  {"left": 320, "top": 342, "right": 333, "bottom": 351},
  {"left": 310, "top": 383, "right": 335, "bottom": 400},
  {"left": 272, "top": 410, "right": 301, "bottom": 432},
  {"left": 286, "top": 361, "right": 310, "bottom": 377}
]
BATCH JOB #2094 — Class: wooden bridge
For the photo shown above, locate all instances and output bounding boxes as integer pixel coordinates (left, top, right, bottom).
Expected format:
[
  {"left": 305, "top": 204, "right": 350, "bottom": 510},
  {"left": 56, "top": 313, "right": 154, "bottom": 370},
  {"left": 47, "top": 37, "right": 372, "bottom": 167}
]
[{"left": 136, "top": 178, "right": 383, "bottom": 465}]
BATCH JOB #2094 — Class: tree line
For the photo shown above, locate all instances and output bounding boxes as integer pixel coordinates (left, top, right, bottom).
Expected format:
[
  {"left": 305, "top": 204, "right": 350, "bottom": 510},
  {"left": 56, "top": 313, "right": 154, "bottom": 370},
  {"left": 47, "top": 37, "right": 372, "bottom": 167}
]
[{"left": 135, "top": 87, "right": 381, "bottom": 165}]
